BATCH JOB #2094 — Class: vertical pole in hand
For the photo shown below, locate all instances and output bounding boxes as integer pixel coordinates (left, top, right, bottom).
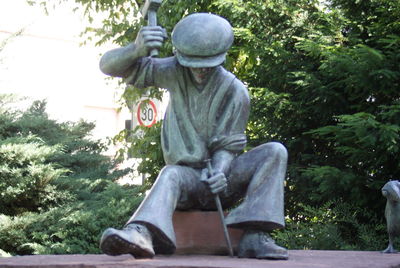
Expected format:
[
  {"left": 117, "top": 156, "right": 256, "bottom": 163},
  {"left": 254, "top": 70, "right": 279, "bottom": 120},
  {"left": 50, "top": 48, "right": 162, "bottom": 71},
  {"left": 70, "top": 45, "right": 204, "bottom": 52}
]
[{"left": 205, "top": 159, "right": 234, "bottom": 257}]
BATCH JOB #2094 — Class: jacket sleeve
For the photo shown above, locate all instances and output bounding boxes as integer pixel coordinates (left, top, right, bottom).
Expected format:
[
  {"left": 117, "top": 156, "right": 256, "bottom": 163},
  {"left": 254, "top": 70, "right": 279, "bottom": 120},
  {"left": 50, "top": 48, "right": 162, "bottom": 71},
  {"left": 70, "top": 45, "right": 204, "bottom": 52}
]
[{"left": 124, "top": 56, "right": 178, "bottom": 90}]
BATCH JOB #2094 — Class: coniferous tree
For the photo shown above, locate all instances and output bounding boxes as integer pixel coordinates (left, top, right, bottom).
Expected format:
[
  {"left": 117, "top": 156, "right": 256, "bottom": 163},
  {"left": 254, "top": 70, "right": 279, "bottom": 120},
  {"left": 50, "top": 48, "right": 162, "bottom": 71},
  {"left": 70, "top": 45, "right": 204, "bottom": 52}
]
[{"left": 0, "top": 96, "right": 142, "bottom": 255}]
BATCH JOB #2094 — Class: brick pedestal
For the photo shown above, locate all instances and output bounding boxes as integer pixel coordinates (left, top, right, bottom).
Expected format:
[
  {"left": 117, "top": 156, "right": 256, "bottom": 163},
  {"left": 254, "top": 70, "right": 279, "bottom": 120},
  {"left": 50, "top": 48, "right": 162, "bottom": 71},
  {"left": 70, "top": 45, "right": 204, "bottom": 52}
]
[{"left": 173, "top": 211, "right": 243, "bottom": 255}]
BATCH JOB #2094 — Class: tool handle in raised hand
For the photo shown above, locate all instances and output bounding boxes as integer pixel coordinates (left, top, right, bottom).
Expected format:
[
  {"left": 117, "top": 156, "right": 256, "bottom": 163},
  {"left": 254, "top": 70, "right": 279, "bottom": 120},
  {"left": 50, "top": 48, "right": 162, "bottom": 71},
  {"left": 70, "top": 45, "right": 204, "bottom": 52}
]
[{"left": 147, "top": 11, "right": 159, "bottom": 57}]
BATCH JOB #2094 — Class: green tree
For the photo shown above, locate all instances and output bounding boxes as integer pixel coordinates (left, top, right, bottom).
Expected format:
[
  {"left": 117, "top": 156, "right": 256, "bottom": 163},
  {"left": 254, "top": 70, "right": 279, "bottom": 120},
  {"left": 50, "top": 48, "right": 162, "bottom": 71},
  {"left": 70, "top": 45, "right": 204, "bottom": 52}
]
[
  {"left": 0, "top": 135, "right": 67, "bottom": 215},
  {"left": 287, "top": 0, "right": 400, "bottom": 215},
  {"left": 0, "top": 96, "right": 143, "bottom": 255}
]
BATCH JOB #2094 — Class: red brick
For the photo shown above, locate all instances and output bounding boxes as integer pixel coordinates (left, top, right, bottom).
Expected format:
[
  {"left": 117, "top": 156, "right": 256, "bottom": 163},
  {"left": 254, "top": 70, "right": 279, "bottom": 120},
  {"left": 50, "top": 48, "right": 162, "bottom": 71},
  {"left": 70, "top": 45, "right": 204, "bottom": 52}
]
[{"left": 173, "top": 211, "right": 243, "bottom": 255}]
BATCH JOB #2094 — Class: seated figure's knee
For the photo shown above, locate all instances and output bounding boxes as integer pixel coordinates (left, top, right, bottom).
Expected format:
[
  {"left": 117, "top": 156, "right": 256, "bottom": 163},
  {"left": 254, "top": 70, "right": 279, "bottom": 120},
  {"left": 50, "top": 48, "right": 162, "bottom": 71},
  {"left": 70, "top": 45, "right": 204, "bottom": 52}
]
[
  {"left": 262, "top": 142, "right": 288, "bottom": 162},
  {"left": 157, "top": 165, "right": 182, "bottom": 186}
]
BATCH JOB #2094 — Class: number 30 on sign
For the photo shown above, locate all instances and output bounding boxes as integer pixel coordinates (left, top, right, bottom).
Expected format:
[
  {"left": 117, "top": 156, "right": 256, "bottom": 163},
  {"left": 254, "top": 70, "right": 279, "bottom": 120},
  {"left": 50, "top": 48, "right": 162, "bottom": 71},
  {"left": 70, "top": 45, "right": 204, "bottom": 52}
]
[{"left": 137, "top": 100, "right": 157, "bottom": 127}]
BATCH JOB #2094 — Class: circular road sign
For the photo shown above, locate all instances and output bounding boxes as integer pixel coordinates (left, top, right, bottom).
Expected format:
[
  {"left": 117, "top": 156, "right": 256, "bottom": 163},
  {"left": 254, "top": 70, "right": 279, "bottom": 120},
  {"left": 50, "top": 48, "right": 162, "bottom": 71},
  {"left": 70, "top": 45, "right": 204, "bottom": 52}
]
[{"left": 137, "top": 99, "right": 158, "bottom": 127}]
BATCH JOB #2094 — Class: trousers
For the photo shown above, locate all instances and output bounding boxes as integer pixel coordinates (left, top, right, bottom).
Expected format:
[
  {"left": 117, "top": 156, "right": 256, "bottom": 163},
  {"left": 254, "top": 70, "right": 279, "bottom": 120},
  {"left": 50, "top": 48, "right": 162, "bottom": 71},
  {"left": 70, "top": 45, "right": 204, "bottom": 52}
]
[{"left": 127, "top": 142, "right": 288, "bottom": 254}]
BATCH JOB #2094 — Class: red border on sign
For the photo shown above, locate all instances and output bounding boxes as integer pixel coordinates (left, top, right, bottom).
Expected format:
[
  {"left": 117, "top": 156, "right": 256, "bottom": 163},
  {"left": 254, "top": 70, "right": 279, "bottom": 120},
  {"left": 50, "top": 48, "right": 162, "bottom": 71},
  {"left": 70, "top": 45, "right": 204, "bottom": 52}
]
[{"left": 137, "top": 100, "right": 158, "bottom": 127}]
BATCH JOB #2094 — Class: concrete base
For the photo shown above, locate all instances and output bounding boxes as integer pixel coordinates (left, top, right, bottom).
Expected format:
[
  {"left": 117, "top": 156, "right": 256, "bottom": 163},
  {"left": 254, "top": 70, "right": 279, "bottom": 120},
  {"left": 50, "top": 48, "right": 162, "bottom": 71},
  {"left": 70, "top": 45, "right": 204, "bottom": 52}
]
[{"left": 0, "top": 251, "right": 399, "bottom": 268}]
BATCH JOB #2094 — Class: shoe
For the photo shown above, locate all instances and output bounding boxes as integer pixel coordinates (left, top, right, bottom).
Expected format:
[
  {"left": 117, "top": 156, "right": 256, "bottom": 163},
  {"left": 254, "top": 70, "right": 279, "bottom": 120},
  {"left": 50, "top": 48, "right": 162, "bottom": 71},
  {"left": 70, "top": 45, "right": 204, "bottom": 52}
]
[
  {"left": 238, "top": 230, "right": 288, "bottom": 260},
  {"left": 100, "top": 223, "right": 155, "bottom": 258}
]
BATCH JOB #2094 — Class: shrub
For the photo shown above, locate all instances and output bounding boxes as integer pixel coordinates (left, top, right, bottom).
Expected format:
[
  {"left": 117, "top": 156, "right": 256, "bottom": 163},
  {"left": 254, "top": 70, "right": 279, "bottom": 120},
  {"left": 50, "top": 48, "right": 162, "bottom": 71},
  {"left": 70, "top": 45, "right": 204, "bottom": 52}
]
[
  {"left": 0, "top": 136, "right": 70, "bottom": 215},
  {"left": 274, "top": 202, "right": 387, "bottom": 251},
  {"left": 0, "top": 181, "right": 144, "bottom": 255},
  {"left": 0, "top": 96, "right": 140, "bottom": 255}
]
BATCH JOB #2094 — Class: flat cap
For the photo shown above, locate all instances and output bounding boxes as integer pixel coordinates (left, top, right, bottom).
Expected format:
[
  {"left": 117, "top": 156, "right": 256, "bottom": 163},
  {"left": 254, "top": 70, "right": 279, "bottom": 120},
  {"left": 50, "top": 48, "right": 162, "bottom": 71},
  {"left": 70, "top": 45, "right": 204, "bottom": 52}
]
[{"left": 172, "top": 13, "right": 234, "bottom": 68}]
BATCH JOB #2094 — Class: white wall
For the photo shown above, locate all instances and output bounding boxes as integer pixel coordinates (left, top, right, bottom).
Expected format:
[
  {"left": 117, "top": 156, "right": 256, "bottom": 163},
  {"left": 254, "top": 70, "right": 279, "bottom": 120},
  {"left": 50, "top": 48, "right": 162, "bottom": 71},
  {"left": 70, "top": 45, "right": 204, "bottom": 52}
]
[{"left": 0, "top": 0, "right": 130, "bottom": 145}]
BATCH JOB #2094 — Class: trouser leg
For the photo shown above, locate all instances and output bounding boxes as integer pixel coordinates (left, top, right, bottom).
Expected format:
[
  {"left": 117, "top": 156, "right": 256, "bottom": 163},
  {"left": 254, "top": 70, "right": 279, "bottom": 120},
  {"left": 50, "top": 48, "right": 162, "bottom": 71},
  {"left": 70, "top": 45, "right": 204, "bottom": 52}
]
[
  {"left": 126, "top": 165, "right": 199, "bottom": 254},
  {"left": 225, "top": 142, "right": 288, "bottom": 232},
  {"left": 125, "top": 142, "right": 287, "bottom": 253}
]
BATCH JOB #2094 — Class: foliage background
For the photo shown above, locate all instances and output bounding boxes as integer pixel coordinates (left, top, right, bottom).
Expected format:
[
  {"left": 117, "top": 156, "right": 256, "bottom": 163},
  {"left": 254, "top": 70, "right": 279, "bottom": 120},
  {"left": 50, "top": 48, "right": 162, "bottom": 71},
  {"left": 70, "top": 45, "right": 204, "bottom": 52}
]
[
  {"left": 1, "top": 0, "right": 399, "bottom": 254},
  {"left": 0, "top": 96, "right": 144, "bottom": 255}
]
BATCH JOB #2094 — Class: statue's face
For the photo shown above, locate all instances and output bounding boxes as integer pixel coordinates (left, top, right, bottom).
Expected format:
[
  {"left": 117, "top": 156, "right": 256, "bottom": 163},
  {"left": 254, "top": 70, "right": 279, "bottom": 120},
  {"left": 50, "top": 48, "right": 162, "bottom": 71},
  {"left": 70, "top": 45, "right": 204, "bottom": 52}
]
[{"left": 189, "top": 67, "right": 214, "bottom": 84}]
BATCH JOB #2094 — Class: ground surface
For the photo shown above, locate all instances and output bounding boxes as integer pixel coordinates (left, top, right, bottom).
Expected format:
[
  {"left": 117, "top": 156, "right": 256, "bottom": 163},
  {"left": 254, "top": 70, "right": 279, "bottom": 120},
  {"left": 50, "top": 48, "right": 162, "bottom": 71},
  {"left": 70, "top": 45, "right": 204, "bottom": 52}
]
[{"left": 0, "top": 251, "right": 399, "bottom": 268}]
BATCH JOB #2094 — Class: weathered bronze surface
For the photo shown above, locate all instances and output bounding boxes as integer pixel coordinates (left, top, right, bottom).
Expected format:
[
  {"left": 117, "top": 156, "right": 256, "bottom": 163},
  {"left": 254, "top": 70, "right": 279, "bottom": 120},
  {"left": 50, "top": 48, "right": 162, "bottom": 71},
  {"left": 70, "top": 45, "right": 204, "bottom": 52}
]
[
  {"left": 382, "top": 180, "right": 400, "bottom": 254},
  {"left": 99, "top": 13, "right": 289, "bottom": 260}
]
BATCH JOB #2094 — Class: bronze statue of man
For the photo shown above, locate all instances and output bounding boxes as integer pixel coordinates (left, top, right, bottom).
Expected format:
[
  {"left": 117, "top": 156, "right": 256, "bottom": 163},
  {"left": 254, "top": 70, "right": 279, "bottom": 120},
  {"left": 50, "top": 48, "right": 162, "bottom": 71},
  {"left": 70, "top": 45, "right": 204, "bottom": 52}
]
[{"left": 99, "top": 13, "right": 289, "bottom": 260}]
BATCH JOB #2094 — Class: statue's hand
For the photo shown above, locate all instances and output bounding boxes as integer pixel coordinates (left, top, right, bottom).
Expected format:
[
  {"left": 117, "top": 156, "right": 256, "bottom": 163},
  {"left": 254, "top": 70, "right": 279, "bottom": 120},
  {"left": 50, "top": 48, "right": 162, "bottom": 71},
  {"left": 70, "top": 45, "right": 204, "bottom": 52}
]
[
  {"left": 200, "top": 168, "right": 227, "bottom": 195},
  {"left": 135, "top": 26, "right": 167, "bottom": 57}
]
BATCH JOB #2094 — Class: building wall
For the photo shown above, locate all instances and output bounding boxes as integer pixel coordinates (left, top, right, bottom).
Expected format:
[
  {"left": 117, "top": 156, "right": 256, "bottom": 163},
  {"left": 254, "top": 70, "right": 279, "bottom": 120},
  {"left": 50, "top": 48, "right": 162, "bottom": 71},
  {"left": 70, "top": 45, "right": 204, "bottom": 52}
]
[{"left": 0, "top": 0, "right": 132, "bottom": 155}]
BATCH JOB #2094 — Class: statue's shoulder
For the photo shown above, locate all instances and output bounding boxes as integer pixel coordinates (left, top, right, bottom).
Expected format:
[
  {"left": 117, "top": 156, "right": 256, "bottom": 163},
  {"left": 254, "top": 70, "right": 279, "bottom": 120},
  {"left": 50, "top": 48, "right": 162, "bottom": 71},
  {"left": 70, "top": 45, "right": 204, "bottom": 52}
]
[{"left": 220, "top": 68, "right": 250, "bottom": 104}]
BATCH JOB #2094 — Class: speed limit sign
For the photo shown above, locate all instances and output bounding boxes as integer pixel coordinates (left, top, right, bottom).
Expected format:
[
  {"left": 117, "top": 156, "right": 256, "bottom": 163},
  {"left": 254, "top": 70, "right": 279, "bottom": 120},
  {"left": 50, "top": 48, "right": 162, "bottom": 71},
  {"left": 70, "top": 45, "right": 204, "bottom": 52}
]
[{"left": 137, "top": 100, "right": 158, "bottom": 127}]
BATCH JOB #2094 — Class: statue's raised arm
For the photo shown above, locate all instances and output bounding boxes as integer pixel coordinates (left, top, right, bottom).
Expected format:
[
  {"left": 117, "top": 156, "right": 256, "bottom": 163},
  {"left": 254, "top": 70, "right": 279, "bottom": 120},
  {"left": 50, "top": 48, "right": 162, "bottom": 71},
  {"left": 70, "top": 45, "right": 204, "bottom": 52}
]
[{"left": 99, "top": 26, "right": 166, "bottom": 78}]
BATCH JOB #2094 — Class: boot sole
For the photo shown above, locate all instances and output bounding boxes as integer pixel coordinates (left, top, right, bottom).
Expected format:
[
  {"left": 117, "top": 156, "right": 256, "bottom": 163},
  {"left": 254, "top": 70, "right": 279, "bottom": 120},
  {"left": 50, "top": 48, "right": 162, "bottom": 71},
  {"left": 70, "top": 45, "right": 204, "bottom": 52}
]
[
  {"left": 256, "top": 252, "right": 289, "bottom": 260},
  {"left": 238, "top": 250, "right": 289, "bottom": 260},
  {"left": 100, "top": 232, "right": 154, "bottom": 259}
]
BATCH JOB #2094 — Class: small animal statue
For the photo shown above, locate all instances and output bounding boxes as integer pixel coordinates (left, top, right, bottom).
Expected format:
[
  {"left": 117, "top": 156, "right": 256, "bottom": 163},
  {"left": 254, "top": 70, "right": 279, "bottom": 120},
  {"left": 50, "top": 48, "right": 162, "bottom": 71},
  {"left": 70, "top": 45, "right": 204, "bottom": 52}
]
[{"left": 382, "top": 180, "right": 400, "bottom": 253}]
